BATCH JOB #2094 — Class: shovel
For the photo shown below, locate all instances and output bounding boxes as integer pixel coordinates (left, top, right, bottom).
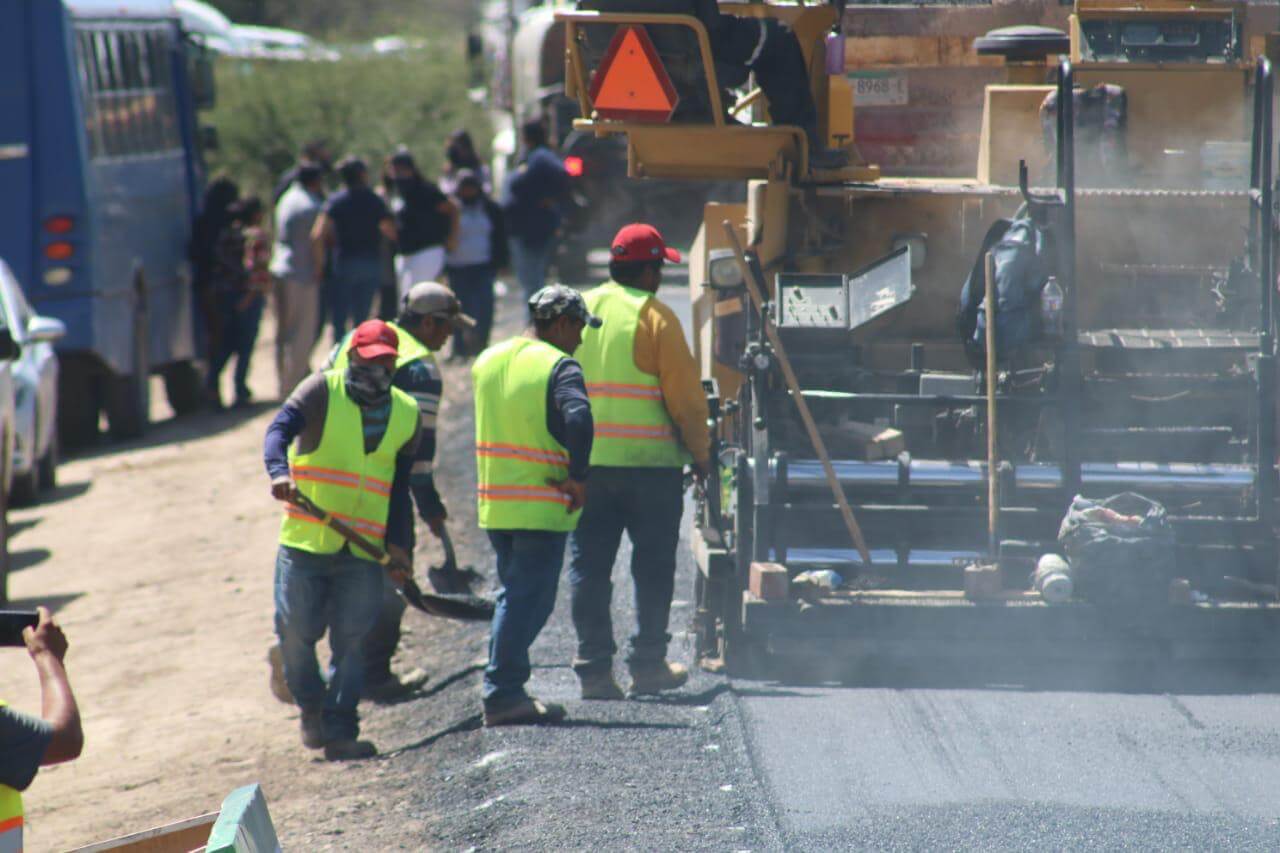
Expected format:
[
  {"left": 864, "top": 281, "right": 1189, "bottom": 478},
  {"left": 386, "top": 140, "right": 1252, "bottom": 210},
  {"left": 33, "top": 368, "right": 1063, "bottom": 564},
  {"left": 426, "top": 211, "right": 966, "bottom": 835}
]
[
  {"left": 427, "top": 527, "right": 485, "bottom": 595},
  {"left": 289, "top": 492, "right": 494, "bottom": 622}
]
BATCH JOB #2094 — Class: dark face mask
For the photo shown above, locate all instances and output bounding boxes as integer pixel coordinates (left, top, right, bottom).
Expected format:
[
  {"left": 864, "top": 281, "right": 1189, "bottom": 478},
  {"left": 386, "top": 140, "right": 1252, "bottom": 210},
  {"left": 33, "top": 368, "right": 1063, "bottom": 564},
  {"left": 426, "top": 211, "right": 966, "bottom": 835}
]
[
  {"left": 345, "top": 362, "right": 393, "bottom": 407},
  {"left": 394, "top": 177, "right": 417, "bottom": 195}
]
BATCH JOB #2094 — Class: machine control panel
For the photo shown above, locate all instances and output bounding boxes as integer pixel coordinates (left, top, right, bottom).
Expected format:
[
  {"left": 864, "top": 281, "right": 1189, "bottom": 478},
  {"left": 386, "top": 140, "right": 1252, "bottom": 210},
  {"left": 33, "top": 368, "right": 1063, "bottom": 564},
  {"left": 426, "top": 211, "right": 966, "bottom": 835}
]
[
  {"left": 774, "top": 247, "right": 915, "bottom": 332},
  {"left": 776, "top": 274, "right": 847, "bottom": 329}
]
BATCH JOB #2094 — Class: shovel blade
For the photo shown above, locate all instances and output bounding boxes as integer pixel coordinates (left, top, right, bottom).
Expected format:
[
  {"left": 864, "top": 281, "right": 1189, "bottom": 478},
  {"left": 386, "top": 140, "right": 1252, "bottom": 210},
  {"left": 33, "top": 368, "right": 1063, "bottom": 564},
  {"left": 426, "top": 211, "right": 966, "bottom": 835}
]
[{"left": 400, "top": 578, "right": 495, "bottom": 621}]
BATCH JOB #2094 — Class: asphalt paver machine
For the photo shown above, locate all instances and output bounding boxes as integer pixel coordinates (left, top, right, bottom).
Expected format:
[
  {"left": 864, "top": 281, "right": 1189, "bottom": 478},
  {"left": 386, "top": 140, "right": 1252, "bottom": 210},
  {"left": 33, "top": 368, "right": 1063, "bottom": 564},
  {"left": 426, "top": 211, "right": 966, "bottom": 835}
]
[{"left": 558, "top": 0, "right": 1280, "bottom": 676}]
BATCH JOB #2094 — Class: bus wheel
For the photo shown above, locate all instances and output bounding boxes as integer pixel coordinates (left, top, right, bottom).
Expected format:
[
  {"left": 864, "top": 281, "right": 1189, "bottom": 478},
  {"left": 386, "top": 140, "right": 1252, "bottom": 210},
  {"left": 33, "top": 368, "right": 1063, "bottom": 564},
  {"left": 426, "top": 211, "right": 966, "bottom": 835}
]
[
  {"left": 105, "top": 311, "right": 150, "bottom": 440},
  {"left": 57, "top": 358, "right": 100, "bottom": 449},
  {"left": 163, "top": 361, "right": 204, "bottom": 416}
]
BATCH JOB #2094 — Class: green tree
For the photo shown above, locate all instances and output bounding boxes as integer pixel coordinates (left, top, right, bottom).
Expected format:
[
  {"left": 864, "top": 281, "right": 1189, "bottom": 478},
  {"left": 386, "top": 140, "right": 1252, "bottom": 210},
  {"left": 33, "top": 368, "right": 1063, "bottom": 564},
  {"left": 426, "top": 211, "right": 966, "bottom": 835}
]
[{"left": 206, "top": 49, "right": 489, "bottom": 197}]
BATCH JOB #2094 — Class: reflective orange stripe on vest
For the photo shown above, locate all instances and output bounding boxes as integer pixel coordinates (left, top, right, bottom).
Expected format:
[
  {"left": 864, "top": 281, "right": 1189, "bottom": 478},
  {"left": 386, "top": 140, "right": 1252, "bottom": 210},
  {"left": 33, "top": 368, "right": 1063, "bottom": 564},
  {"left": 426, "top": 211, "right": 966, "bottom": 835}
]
[
  {"left": 292, "top": 465, "right": 393, "bottom": 498},
  {"left": 284, "top": 506, "right": 387, "bottom": 539},
  {"left": 477, "top": 485, "right": 572, "bottom": 506},
  {"left": 476, "top": 442, "right": 570, "bottom": 466},
  {"left": 594, "top": 422, "right": 676, "bottom": 441},
  {"left": 586, "top": 382, "right": 663, "bottom": 401}
]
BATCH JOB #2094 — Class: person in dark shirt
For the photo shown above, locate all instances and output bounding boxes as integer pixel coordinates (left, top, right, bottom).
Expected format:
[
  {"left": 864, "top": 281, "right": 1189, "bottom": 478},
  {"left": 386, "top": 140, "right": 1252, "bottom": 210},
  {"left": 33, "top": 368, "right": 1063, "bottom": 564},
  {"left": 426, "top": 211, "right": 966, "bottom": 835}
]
[
  {"left": 205, "top": 196, "right": 269, "bottom": 409},
  {"left": 190, "top": 176, "right": 239, "bottom": 367},
  {"left": 385, "top": 147, "right": 457, "bottom": 303},
  {"left": 503, "top": 119, "right": 569, "bottom": 301},
  {"left": 311, "top": 157, "right": 398, "bottom": 340},
  {"left": 1, "top": 607, "right": 83, "bottom": 849}
]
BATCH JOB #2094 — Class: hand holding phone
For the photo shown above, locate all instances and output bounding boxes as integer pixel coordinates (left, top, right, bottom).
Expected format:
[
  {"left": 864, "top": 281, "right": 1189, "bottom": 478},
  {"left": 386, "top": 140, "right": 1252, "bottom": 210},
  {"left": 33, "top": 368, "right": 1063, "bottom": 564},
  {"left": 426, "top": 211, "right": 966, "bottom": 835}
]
[{"left": 0, "top": 610, "right": 39, "bottom": 647}]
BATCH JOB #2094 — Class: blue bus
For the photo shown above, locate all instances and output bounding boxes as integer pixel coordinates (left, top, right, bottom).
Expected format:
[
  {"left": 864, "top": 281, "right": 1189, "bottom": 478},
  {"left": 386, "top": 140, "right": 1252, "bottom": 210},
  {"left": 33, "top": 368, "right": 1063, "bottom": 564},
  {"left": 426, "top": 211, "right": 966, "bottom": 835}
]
[{"left": 0, "top": 0, "right": 213, "bottom": 443}]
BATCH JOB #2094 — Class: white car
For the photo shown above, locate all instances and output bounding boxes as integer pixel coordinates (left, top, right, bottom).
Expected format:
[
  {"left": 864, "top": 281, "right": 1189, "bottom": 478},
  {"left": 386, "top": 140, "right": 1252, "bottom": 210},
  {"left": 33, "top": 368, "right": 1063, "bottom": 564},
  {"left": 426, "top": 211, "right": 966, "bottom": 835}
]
[{"left": 0, "top": 260, "right": 65, "bottom": 504}]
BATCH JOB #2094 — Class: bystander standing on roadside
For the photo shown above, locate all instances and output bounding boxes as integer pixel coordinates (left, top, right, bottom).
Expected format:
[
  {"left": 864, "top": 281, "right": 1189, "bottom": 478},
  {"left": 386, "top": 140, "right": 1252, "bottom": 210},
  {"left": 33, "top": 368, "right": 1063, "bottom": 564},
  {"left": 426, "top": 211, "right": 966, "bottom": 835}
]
[
  {"left": 473, "top": 285, "right": 598, "bottom": 726},
  {"left": 387, "top": 147, "right": 457, "bottom": 304},
  {"left": 503, "top": 120, "right": 569, "bottom": 301},
  {"left": 312, "top": 157, "right": 398, "bottom": 340},
  {"left": 273, "top": 139, "right": 332, "bottom": 205},
  {"left": 1, "top": 607, "right": 84, "bottom": 850},
  {"left": 440, "top": 129, "right": 492, "bottom": 195},
  {"left": 206, "top": 196, "right": 270, "bottom": 410},
  {"left": 445, "top": 169, "right": 507, "bottom": 358},
  {"left": 270, "top": 164, "right": 327, "bottom": 398},
  {"left": 190, "top": 176, "right": 239, "bottom": 365}
]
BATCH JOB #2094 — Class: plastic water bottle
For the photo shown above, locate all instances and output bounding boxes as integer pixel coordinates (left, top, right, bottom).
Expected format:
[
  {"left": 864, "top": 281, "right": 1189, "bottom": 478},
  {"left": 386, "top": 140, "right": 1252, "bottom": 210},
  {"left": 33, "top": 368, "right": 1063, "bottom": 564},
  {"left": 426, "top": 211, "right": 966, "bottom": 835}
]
[
  {"left": 794, "top": 569, "right": 844, "bottom": 591},
  {"left": 825, "top": 32, "right": 846, "bottom": 76},
  {"left": 1034, "top": 554, "right": 1073, "bottom": 604},
  {"left": 1040, "top": 277, "right": 1064, "bottom": 339}
]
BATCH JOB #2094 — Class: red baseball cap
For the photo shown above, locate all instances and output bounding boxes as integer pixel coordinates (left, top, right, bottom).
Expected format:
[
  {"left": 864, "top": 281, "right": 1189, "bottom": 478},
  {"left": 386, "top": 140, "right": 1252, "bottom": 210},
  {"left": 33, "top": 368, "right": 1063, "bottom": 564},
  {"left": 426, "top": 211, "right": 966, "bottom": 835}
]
[
  {"left": 611, "top": 223, "right": 681, "bottom": 264},
  {"left": 349, "top": 319, "right": 399, "bottom": 360}
]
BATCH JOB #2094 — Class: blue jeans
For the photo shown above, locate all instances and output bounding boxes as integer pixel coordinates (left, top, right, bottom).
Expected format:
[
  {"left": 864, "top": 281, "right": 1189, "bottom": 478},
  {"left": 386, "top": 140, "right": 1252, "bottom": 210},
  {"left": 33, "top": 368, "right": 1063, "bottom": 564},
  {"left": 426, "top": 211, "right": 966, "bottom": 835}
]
[
  {"left": 483, "top": 529, "right": 568, "bottom": 710},
  {"left": 446, "top": 263, "right": 496, "bottom": 356},
  {"left": 569, "top": 467, "right": 684, "bottom": 674},
  {"left": 206, "top": 292, "right": 264, "bottom": 401},
  {"left": 328, "top": 254, "right": 383, "bottom": 340},
  {"left": 274, "top": 545, "right": 384, "bottom": 741},
  {"left": 509, "top": 237, "right": 556, "bottom": 302}
]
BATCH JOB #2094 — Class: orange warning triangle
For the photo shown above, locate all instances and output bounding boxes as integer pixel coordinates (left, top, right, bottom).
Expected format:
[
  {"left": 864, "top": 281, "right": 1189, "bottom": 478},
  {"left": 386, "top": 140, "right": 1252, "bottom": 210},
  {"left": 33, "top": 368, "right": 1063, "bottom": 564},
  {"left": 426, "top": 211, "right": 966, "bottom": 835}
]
[{"left": 588, "top": 25, "right": 679, "bottom": 122}]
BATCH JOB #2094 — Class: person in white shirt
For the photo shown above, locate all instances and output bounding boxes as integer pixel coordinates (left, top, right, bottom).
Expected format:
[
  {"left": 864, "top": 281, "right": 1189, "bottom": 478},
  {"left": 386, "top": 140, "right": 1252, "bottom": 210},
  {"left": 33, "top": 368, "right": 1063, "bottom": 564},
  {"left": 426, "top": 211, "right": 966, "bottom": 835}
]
[{"left": 270, "top": 164, "right": 326, "bottom": 397}]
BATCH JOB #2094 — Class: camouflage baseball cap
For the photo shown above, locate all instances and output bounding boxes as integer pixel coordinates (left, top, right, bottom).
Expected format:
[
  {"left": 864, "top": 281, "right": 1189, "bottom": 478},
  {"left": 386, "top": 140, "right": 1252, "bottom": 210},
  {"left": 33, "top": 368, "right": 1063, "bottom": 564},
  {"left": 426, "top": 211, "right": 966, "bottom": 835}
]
[{"left": 528, "top": 284, "right": 602, "bottom": 328}]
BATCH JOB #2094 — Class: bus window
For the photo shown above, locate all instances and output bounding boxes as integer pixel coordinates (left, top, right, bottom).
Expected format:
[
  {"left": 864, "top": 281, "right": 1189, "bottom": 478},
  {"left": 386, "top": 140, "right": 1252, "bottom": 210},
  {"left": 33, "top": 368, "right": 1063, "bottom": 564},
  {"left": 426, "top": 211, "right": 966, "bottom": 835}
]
[{"left": 76, "top": 24, "right": 182, "bottom": 160}]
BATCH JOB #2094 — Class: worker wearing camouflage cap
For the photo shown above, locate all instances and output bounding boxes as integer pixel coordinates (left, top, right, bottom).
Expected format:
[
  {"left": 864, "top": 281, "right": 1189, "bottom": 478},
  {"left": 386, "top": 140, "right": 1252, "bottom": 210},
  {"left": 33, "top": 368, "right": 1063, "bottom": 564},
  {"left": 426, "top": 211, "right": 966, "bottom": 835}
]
[{"left": 472, "top": 284, "right": 600, "bottom": 726}]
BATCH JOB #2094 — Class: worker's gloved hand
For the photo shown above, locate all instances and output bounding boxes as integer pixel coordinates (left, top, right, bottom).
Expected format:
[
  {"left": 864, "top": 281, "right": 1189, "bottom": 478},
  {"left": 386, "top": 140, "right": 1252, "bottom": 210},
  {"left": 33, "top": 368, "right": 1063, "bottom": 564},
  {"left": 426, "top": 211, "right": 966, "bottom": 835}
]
[
  {"left": 425, "top": 515, "right": 447, "bottom": 538},
  {"left": 24, "top": 606, "right": 68, "bottom": 663},
  {"left": 386, "top": 544, "right": 413, "bottom": 586},
  {"left": 547, "top": 477, "right": 587, "bottom": 513},
  {"left": 270, "top": 476, "right": 299, "bottom": 503}
]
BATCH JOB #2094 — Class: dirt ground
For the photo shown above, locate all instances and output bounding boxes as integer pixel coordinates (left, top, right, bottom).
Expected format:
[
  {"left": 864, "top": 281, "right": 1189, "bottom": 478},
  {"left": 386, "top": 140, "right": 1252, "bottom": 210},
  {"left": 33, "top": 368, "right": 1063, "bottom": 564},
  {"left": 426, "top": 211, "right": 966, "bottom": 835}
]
[{"left": 0, "top": 301, "right": 509, "bottom": 850}]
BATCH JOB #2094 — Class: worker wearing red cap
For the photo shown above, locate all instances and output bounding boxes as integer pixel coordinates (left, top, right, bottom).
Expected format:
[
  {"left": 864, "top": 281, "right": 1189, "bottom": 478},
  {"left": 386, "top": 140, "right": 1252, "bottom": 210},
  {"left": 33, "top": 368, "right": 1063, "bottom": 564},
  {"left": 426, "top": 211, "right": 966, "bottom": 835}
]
[
  {"left": 569, "top": 223, "right": 711, "bottom": 700},
  {"left": 262, "top": 319, "right": 421, "bottom": 761}
]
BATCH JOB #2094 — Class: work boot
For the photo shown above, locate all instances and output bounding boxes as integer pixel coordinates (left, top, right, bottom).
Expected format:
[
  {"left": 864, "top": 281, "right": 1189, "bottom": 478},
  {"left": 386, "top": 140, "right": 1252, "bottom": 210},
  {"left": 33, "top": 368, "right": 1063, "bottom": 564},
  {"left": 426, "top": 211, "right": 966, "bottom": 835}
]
[
  {"left": 483, "top": 697, "right": 567, "bottom": 727},
  {"left": 300, "top": 709, "right": 325, "bottom": 750},
  {"left": 578, "top": 670, "right": 625, "bottom": 701},
  {"left": 628, "top": 661, "right": 689, "bottom": 697},
  {"left": 268, "top": 645, "right": 294, "bottom": 705},
  {"left": 363, "top": 668, "right": 430, "bottom": 703},
  {"left": 324, "top": 739, "right": 378, "bottom": 761}
]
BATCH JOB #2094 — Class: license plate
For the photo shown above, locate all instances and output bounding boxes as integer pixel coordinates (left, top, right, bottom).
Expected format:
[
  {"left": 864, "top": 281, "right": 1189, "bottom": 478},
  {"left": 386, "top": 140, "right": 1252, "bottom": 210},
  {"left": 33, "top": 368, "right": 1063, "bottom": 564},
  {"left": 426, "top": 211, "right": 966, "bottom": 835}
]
[{"left": 850, "top": 72, "right": 909, "bottom": 107}]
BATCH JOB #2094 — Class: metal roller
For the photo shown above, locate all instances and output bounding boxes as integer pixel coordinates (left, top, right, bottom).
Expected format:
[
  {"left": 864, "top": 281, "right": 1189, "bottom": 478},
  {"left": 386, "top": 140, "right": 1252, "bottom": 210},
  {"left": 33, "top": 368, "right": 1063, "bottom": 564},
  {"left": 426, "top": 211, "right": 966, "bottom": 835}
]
[{"left": 780, "top": 459, "right": 1256, "bottom": 496}]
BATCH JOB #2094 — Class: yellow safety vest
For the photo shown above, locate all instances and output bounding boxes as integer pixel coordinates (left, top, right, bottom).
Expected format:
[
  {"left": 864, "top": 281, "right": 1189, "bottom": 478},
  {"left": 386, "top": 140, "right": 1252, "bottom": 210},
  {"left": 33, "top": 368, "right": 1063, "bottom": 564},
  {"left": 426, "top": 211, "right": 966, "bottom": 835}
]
[
  {"left": 577, "top": 282, "right": 690, "bottom": 468},
  {"left": 0, "top": 701, "right": 23, "bottom": 853},
  {"left": 473, "top": 337, "right": 581, "bottom": 531},
  {"left": 278, "top": 371, "right": 417, "bottom": 559}
]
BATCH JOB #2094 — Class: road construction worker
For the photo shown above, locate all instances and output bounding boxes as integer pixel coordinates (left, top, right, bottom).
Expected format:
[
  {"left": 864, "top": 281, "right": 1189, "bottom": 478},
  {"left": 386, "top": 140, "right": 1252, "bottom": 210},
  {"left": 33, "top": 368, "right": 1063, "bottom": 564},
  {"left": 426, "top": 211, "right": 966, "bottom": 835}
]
[
  {"left": 264, "top": 319, "right": 420, "bottom": 761},
  {"left": 568, "top": 223, "right": 710, "bottom": 699},
  {"left": 327, "top": 281, "right": 475, "bottom": 701},
  {"left": 474, "top": 285, "right": 599, "bottom": 726}
]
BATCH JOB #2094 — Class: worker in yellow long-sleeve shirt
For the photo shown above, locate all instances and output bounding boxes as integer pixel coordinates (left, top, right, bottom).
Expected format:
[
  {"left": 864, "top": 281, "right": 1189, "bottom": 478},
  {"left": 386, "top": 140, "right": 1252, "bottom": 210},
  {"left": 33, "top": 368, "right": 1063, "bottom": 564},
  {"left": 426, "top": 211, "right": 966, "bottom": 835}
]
[{"left": 569, "top": 223, "right": 710, "bottom": 701}]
